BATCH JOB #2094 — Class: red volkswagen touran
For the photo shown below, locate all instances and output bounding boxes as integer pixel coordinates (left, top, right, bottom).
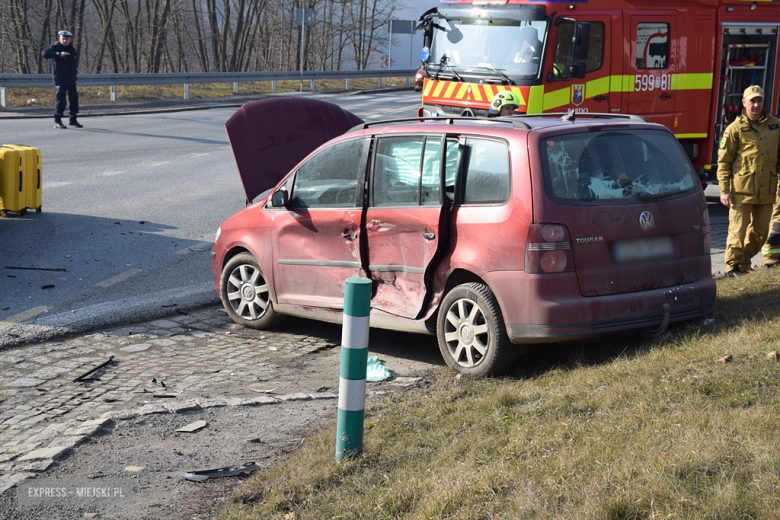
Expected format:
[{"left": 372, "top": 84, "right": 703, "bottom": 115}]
[{"left": 212, "top": 98, "right": 715, "bottom": 376}]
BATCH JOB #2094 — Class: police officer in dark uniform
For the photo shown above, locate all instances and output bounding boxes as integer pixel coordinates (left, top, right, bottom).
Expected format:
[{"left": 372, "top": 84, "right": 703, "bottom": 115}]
[{"left": 41, "top": 30, "right": 82, "bottom": 129}]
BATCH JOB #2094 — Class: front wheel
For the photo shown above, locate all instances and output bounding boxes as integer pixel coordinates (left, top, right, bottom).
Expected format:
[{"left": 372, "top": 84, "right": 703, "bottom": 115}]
[
  {"left": 220, "top": 252, "right": 284, "bottom": 330},
  {"left": 436, "top": 283, "right": 516, "bottom": 377}
]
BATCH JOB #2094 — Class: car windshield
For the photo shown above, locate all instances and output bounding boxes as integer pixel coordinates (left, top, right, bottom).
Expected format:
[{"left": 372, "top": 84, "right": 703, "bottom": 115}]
[
  {"left": 540, "top": 130, "right": 699, "bottom": 205},
  {"left": 431, "top": 19, "right": 548, "bottom": 80}
]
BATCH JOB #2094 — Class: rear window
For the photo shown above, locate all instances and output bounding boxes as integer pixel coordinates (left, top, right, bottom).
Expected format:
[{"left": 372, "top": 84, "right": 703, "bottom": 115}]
[{"left": 540, "top": 129, "right": 698, "bottom": 205}]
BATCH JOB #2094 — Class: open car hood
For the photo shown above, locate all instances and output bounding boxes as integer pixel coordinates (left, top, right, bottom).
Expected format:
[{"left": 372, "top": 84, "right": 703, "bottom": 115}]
[{"left": 225, "top": 97, "right": 364, "bottom": 202}]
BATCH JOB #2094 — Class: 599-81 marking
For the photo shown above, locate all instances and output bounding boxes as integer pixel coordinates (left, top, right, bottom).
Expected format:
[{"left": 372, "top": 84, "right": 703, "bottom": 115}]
[{"left": 635, "top": 73, "right": 672, "bottom": 92}]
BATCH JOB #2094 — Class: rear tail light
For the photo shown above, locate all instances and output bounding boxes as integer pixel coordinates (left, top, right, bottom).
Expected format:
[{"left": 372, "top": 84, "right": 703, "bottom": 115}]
[
  {"left": 525, "top": 224, "right": 575, "bottom": 274},
  {"left": 700, "top": 208, "right": 711, "bottom": 255}
]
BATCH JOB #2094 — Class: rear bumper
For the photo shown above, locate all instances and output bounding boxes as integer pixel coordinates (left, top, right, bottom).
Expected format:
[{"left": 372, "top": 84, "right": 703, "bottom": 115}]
[
  {"left": 483, "top": 269, "right": 716, "bottom": 345},
  {"left": 506, "top": 303, "right": 713, "bottom": 344}
]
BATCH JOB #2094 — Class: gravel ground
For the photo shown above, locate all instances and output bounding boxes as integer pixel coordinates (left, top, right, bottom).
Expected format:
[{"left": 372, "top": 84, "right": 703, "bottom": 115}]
[
  {"left": 0, "top": 400, "right": 338, "bottom": 519},
  {"left": 0, "top": 306, "right": 442, "bottom": 520}
]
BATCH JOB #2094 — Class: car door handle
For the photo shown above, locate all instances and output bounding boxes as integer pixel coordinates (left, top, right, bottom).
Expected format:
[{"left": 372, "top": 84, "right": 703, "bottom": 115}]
[
  {"left": 593, "top": 95, "right": 609, "bottom": 101},
  {"left": 341, "top": 232, "right": 357, "bottom": 239},
  {"left": 660, "top": 94, "right": 674, "bottom": 99},
  {"left": 423, "top": 232, "right": 435, "bottom": 240}
]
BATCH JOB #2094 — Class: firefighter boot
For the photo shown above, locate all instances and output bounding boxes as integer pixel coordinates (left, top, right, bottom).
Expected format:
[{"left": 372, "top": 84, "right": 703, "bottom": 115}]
[
  {"left": 69, "top": 117, "right": 83, "bottom": 128},
  {"left": 54, "top": 116, "right": 66, "bottom": 129}
]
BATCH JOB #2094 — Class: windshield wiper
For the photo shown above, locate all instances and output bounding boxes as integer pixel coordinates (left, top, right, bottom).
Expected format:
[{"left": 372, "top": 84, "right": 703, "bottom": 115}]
[
  {"left": 638, "top": 190, "right": 682, "bottom": 201},
  {"left": 466, "top": 66, "right": 516, "bottom": 85},
  {"left": 429, "top": 63, "right": 464, "bottom": 82}
]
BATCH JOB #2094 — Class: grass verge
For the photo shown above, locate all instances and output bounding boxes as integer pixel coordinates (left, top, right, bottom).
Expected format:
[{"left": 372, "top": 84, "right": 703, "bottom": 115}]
[
  {"left": 2, "top": 77, "right": 412, "bottom": 108},
  {"left": 219, "top": 268, "right": 780, "bottom": 519}
]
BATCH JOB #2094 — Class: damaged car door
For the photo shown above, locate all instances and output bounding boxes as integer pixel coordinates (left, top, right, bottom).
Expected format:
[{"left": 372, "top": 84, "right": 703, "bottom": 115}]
[
  {"left": 271, "top": 137, "right": 369, "bottom": 308},
  {"left": 365, "top": 135, "right": 457, "bottom": 318}
]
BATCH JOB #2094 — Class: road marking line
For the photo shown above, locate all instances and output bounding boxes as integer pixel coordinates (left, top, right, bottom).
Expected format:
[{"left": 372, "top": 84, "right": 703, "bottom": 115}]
[
  {"left": 0, "top": 306, "right": 51, "bottom": 328},
  {"left": 148, "top": 161, "right": 171, "bottom": 167},
  {"left": 96, "top": 268, "right": 142, "bottom": 287},
  {"left": 42, "top": 182, "right": 71, "bottom": 188},
  {"left": 176, "top": 241, "right": 214, "bottom": 255},
  {"left": 102, "top": 170, "right": 127, "bottom": 177},
  {"left": 182, "top": 153, "right": 211, "bottom": 158}
]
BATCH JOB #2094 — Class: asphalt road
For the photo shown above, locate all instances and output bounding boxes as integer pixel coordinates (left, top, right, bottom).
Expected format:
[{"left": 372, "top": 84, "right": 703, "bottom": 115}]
[{"left": 0, "top": 90, "right": 423, "bottom": 343}]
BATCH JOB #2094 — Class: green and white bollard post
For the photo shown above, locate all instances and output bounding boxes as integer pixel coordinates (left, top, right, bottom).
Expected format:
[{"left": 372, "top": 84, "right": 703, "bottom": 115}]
[{"left": 335, "top": 277, "right": 371, "bottom": 461}]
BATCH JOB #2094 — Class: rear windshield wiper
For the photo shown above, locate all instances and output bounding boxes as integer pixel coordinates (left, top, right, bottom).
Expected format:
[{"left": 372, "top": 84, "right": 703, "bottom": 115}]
[
  {"left": 638, "top": 190, "right": 682, "bottom": 201},
  {"left": 466, "top": 66, "right": 516, "bottom": 86}
]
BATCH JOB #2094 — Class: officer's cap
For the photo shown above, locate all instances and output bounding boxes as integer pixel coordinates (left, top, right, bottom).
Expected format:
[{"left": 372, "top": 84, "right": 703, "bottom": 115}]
[
  {"left": 744, "top": 85, "right": 764, "bottom": 100},
  {"left": 58, "top": 30, "right": 72, "bottom": 38}
]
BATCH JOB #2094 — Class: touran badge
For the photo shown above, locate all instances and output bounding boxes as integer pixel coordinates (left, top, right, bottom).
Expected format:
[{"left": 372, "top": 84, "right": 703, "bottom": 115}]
[{"left": 639, "top": 211, "right": 655, "bottom": 231}]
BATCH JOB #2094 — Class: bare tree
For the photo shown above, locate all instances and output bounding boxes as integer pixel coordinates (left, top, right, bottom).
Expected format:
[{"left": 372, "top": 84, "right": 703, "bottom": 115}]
[{"left": 0, "top": 0, "right": 403, "bottom": 75}]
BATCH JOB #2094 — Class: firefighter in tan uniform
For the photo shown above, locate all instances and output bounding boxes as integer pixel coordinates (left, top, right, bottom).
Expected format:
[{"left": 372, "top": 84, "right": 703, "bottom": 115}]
[
  {"left": 717, "top": 85, "right": 780, "bottom": 276},
  {"left": 762, "top": 185, "right": 780, "bottom": 267}
]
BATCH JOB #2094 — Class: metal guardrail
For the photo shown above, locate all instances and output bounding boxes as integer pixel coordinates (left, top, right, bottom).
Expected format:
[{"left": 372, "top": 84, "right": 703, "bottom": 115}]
[{"left": 0, "top": 68, "right": 417, "bottom": 107}]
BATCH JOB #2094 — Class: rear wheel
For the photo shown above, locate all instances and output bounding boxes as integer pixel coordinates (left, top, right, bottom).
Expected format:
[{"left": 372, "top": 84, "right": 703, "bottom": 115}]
[
  {"left": 220, "top": 252, "right": 283, "bottom": 330},
  {"left": 436, "top": 282, "right": 516, "bottom": 377}
]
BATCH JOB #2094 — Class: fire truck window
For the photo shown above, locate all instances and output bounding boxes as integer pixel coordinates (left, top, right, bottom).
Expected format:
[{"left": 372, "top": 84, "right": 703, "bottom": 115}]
[
  {"left": 636, "top": 23, "right": 669, "bottom": 69},
  {"left": 551, "top": 22, "right": 604, "bottom": 79}
]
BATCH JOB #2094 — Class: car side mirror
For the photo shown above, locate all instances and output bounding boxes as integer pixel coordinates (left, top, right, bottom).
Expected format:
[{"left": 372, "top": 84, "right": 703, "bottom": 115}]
[
  {"left": 570, "top": 61, "right": 587, "bottom": 79},
  {"left": 271, "top": 189, "right": 288, "bottom": 207}
]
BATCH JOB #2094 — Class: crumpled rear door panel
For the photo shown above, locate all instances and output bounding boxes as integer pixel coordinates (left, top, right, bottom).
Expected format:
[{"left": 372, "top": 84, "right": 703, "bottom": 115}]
[{"left": 365, "top": 208, "right": 441, "bottom": 318}]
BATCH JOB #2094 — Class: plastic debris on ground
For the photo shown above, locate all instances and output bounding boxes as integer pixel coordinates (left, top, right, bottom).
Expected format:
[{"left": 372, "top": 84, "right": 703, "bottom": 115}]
[
  {"left": 182, "top": 461, "right": 259, "bottom": 481},
  {"left": 366, "top": 356, "right": 391, "bottom": 382}
]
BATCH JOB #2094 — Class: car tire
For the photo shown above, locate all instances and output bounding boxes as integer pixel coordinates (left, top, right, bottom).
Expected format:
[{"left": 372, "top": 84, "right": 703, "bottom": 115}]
[
  {"left": 220, "top": 252, "right": 283, "bottom": 330},
  {"left": 436, "top": 282, "right": 516, "bottom": 377}
]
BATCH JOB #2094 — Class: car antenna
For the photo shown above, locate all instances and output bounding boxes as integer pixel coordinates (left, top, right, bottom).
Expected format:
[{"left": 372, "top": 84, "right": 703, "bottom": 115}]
[{"left": 561, "top": 109, "right": 576, "bottom": 122}]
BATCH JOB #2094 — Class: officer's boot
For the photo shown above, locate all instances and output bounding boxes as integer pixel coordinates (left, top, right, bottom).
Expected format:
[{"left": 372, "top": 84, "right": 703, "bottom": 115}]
[
  {"left": 68, "top": 117, "right": 83, "bottom": 128},
  {"left": 54, "top": 116, "right": 66, "bottom": 129}
]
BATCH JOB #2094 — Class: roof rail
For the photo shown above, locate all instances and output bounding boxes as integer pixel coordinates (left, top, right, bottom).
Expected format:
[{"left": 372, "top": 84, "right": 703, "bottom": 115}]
[
  {"left": 346, "top": 116, "right": 531, "bottom": 133},
  {"left": 516, "top": 111, "right": 650, "bottom": 123}
]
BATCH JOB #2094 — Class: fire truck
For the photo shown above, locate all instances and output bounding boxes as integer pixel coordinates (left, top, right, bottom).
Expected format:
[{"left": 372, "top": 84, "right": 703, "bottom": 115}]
[{"left": 416, "top": 0, "right": 780, "bottom": 178}]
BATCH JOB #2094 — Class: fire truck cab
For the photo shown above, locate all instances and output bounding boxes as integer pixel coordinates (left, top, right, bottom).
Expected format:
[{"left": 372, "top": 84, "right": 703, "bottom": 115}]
[{"left": 417, "top": 0, "right": 780, "bottom": 177}]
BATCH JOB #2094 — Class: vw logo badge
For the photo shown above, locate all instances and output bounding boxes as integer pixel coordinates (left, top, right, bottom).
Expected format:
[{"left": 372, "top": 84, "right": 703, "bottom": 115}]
[{"left": 639, "top": 211, "right": 654, "bottom": 231}]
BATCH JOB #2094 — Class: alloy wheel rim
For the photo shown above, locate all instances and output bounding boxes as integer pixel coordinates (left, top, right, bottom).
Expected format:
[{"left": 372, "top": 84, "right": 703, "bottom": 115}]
[
  {"left": 226, "top": 264, "right": 269, "bottom": 320},
  {"left": 443, "top": 297, "right": 489, "bottom": 368}
]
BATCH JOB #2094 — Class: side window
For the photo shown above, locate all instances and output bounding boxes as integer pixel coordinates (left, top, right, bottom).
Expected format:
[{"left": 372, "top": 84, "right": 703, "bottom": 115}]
[
  {"left": 636, "top": 23, "right": 669, "bottom": 69},
  {"left": 461, "top": 139, "right": 510, "bottom": 204},
  {"left": 289, "top": 139, "right": 365, "bottom": 209},
  {"left": 551, "top": 21, "right": 604, "bottom": 79},
  {"left": 373, "top": 136, "right": 450, "bottom": 207},
  {"left": 374, "top": 137, "right": 424, "bottom": 207},
  {"left": 421, "top": 139, "right": 442, "bottom": 206}
]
